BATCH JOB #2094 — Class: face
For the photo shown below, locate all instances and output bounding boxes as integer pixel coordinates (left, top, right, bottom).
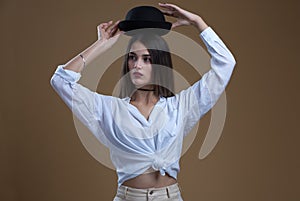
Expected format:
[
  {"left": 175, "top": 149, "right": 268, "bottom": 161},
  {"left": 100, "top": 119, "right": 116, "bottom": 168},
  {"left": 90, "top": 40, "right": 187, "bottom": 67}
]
[{"left": 128, "top": 41, "right": 153, "bottom": 88}]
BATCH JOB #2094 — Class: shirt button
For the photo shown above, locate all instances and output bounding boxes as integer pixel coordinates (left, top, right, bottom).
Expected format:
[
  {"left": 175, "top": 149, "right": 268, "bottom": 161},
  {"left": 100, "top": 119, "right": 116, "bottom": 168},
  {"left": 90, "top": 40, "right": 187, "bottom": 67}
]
[{"left": 149, "top": 190, "right": 154, "bottom": 195}]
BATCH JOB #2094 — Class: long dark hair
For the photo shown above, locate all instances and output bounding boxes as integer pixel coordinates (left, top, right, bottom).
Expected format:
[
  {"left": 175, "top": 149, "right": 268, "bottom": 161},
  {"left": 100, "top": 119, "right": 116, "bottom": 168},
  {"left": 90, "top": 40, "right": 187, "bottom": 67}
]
[{"left": 119, "top": 34, "right": 175, "bottom": 98}]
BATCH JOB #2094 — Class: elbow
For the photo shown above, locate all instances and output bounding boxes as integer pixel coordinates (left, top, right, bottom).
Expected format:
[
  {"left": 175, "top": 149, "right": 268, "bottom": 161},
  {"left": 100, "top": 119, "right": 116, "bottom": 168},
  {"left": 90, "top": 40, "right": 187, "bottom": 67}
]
[
  {"left": 226, "top": 56, "right": 236, "bottom": 80},
  {"left": 50, "top": 75, "right": 55, "bottom": 88},
  {"left": 213, "top": 55, "right": 236, "bottom": 74},
  {"left": 227, "top": 53, "right": 236, "bottom": 70},
  {"left": 50, "top": 74, "right": 59, "bottom": 91},
  {"left": 222, "top": 55, "right": 236, "bottom": 76},
  {"left": 231, "top": 56, "right": 236, "bottom": 68},
  {"left": 50, "top": 75, "right": 54, "bottom": 88}
]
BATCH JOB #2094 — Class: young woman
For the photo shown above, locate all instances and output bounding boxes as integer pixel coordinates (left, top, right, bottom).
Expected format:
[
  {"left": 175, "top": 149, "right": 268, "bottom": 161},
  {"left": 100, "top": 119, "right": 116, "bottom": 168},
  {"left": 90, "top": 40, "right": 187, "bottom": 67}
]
[{"left": 50, "top": 3, "right": 236, "bottom": 201}]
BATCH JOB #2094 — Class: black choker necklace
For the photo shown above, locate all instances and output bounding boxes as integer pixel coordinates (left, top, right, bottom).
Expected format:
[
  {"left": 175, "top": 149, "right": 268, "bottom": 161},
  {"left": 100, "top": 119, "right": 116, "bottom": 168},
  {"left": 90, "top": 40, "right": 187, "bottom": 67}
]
[{"left": 136, "top": 88, "right": 155, "bottom": 91}]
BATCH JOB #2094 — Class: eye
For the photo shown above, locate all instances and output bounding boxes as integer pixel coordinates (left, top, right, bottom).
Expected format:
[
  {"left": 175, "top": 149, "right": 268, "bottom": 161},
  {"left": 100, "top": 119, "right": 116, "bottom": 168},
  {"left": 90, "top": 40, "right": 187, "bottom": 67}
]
[
  {"left": 128, "top": 55, "right": 137, "bottom": 61},
  {"left": 143, "top": 57, "right": 152, "bottom": 63}
]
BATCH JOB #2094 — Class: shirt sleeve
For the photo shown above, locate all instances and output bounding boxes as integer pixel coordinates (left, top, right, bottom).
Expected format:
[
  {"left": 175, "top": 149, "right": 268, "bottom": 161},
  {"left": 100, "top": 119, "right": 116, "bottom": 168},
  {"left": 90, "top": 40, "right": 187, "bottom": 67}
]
[
  {"left": 50, "top": 65, "right": 108, "bottom": 145},
  {"left": 172, "top": 27, "right": 236, "bottom": 134}
]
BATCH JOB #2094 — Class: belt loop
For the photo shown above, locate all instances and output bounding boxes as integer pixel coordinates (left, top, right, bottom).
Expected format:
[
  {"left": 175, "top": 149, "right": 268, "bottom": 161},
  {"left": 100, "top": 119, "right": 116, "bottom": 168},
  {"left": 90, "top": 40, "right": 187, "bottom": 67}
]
[
  {"left": 146, "top": 189, "right": 149, "bottom": 201},
  {"left": 125, "top": 186, "right": 128, "bottom": 199},
  {"left": 166, "top": 187, "right": 170, "bottom": 198}
]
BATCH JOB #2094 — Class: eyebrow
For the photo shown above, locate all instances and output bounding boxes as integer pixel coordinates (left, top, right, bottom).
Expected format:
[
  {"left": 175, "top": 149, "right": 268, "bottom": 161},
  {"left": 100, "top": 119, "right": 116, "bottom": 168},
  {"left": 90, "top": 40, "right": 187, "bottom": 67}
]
[{"left": 128, "top": 52, "right": 151, "bottom": 57}]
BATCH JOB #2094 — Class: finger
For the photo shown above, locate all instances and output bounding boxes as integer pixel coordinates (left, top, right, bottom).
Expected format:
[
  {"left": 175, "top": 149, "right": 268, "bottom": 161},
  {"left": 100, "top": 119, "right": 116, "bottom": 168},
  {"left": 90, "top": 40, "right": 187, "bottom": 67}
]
[
  {"left": 102, "top": 24, "right": 110, "bottom": 30},
  {"left": 97, "top": 25, "right": 103, "bottom": 39},
  {"left": 113, "top": 21, "right": 120, "bottom": 29},
  {"left": 159, "top": 3, "right": 179, "bottom": 11},
  {"left": 114, "top": 20, "right": 120, "bottom": 25},
  {"left": 159, "top": 3, "right": 173, "bottom": 11},
  {"left": 107, "top": 21, "right": 118, "bottom": 36},
  {"left": 111, "top": 29, "right": 121, "bottom": 38},
  {"left": 100, "top": 22, "right": 108, "bottom": 27},
  {"left": 171, "top": 21, "right": 180, "bottom": 29},
  {"left": 109, "top": 25, "right": 118, "bottom": 37},
  {"left": 100, "top": 24, "right": 109, "bottom": 37},
  {"left": 102, "top": 21, "right": 113, "bottom": 30},
  {"left": 99, "top": 23, "right": 108, "bottom": 32},
  {"left": 107, "top": 20, "right": 113, "bottom": 27},
  {"left": 160, "top": 10, "right": 174, "bottom": 17},
  {"left": 98, "top": 23, "right": 105, "bottom": 31},
  {"left": 110, "top": 20, "right": 120, "bottom": 31},
  {"left": 98, "top": 21, "right": 113, "bottom": 39}
]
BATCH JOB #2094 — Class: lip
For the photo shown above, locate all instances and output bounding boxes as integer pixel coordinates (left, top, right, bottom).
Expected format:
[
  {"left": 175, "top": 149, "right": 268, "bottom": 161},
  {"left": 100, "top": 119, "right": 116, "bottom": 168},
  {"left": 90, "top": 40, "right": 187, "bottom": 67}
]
[{"left": 133, "top": 72, "right": 143, "bottom": 77}]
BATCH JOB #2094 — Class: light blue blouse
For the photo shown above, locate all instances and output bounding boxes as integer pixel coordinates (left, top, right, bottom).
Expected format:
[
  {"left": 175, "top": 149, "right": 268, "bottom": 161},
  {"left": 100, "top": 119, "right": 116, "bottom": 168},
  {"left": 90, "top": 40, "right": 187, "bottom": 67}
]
[{"left": 50, "top": 27, "right": 236, "bottom": 186}]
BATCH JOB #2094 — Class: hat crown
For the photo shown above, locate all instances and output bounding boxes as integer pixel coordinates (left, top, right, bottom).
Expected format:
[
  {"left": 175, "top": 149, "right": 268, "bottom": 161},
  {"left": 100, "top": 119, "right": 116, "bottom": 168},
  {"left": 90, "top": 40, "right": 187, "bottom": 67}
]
[
  {"left": 126, "top": 6, "right": 166, "bottom": 22},
  {"left": 118, "top": 5, "right": 172, "bottom": 35}
]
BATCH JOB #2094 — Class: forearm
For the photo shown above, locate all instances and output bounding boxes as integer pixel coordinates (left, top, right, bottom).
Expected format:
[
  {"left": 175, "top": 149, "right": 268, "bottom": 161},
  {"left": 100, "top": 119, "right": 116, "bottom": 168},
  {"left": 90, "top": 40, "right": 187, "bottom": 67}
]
[
  {"left": 180, "top": 27, "right": 236, "bottom": 120},
  {"left": 63, "top": 39, "right": 109, "bottom": 73},
  {"left": 192, "top": 15, "right": 209, "bottom": 33},
  {"left": 197, "top": 27, "right": 235, "bottom": 114}
]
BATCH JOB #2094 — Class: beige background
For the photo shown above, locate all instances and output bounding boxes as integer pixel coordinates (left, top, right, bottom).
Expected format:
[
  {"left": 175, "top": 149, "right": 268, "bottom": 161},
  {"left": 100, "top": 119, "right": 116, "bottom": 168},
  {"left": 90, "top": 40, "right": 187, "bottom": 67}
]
[{"left": 1, "top": 0, "right": 299, "bottom": 200}]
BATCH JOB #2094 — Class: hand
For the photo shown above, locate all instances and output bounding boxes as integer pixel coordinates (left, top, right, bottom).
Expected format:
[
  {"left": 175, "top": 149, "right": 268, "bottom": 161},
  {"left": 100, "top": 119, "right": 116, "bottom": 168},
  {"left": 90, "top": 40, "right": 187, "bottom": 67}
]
[
  {"left": 158, "top": 3, "right": 208, "bottom": 31},
  {"left": 97, "top": 20, "right": 123, "bottom": 42}
]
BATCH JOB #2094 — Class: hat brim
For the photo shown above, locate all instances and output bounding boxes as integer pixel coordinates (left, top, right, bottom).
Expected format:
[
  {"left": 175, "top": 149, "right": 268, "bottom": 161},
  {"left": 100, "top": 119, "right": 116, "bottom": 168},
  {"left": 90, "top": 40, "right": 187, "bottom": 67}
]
[{"left": 118, "top": 20, "right": 172, "bottom": 36}]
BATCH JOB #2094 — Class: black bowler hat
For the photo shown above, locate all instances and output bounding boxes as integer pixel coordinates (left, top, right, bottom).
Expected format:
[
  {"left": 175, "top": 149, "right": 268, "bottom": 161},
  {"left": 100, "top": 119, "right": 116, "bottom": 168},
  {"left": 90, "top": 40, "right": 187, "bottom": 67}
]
[{"left": 118, "top": 6, "right": 172, "bottom": 35}]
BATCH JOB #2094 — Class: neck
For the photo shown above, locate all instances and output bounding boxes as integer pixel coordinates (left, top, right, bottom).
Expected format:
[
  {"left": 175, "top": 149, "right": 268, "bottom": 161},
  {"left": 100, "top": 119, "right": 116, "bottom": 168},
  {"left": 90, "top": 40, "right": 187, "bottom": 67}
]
[
  {"left": 131, "top": 86, "right": 158, "bottom": 104},
  {"left": 135, "top": 84, "right": 155, "bottom": 91},
  {"left": 137, "top": 88, "right": 155, "bottom": 92}
]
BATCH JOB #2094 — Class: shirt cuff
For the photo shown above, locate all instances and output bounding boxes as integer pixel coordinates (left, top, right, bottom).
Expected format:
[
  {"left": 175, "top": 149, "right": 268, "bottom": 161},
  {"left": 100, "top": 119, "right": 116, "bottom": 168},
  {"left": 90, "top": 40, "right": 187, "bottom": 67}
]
[
  {"left": 54, "top": 65, "right": 81, "bottom": 83},
  {"left": 199, "top": 27, "right": 217, "bottom": 41}
]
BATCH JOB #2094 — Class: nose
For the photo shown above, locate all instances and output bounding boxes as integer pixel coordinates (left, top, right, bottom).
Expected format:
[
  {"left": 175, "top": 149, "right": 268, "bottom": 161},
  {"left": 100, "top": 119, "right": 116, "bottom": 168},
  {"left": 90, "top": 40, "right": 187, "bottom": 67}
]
[{"left": 133, "top": 58, "right": 143, "bottom": 69}]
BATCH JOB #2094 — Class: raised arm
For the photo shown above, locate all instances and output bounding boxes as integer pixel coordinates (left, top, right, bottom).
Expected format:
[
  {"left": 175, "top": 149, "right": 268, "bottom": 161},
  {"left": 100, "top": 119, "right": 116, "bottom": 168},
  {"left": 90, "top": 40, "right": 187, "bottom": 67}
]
[
  {"left": 50, "top": 20, "right": 122, "bottom": 109},
  {"left": 159, "top": 3, "right": 236, "bottom": 133},
  {"left": 50, "top": 21, "right": 122, "bottom": 145},
  {"left": 63, "top": 20, "right": 123, "bottom": 73}
]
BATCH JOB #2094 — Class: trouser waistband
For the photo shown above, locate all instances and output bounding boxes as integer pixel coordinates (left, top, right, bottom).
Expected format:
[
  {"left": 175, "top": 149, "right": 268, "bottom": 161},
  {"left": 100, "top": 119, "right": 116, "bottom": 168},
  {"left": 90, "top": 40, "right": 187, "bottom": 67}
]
[{"left": 116, "top": 183, "right": 181, "bottom": 200}]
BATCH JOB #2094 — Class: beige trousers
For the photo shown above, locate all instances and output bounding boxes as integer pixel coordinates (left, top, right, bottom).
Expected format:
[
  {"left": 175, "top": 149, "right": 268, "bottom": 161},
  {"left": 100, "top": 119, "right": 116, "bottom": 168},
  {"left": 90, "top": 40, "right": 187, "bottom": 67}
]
[{"left": 113, "top": 183, "right": 183, "bottom": 201}]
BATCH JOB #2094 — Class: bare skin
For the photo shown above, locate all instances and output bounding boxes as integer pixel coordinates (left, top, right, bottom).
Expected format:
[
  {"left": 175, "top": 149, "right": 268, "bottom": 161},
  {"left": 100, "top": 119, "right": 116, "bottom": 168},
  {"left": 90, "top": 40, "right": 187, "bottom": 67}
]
[
  {"left": 123, "top": 171, "right": 178, "bottom": 188},
  {"left": 124, "top": 3, "right": 208, "bottom": 188},
  {"left": 62, "top": 2, "right": 208, "bottom": 189},
  {"left": 130, "top": 91, "right": 158, "bottom": 120}
]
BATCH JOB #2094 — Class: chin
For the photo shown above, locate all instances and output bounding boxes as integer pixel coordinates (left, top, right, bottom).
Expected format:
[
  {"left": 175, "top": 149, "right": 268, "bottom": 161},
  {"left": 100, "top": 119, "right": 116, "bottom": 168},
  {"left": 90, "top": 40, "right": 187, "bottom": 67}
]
[
  {"left": 131, "top": 80, "right": 148, "bottom": 88},
  {"left": 133, "top": 84, "right": 145, "bottom": 88}
]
